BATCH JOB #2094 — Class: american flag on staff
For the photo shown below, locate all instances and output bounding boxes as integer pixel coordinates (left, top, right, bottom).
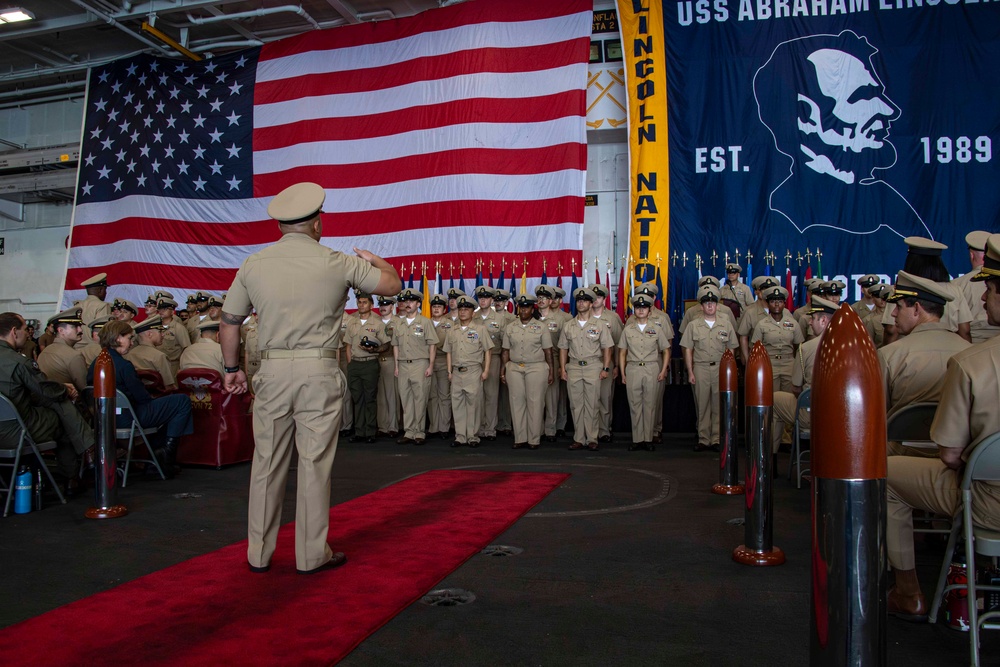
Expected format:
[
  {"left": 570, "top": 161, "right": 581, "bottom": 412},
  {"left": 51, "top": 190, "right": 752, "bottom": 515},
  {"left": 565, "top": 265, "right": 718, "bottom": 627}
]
[{"left": 62, "top": 0, "right": 591, "bottom": 307}]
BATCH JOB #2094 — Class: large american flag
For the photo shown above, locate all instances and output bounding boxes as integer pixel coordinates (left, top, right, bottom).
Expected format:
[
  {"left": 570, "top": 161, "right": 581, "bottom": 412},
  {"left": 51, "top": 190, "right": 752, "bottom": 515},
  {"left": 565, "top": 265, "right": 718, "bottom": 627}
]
[{"left": 63, "top": 0, "right": 590, "bottom": 308}]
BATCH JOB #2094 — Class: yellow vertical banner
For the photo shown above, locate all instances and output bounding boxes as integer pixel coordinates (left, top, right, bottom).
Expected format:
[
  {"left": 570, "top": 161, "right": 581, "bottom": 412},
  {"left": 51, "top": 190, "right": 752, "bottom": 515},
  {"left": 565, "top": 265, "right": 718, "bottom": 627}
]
[{"left": 616, "top": 1, "right": 669, "bottom": 287}]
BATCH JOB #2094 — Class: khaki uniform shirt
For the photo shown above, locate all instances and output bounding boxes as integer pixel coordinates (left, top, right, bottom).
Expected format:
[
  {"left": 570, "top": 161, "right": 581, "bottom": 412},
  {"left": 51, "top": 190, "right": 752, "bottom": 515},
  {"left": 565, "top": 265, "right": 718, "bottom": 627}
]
[
  {"left": 750, "top": 311, "right": 805, "bottom": 357},
  {"left": 940, "top": 282, "right": 973, "bottom": 333},
  {"left": 223, "top": 233, "right": 381, "bottom": 350},
  {"left": 392, "top": 315, "right": 439, "bottom": 360},
  {"left": 620, "top": 320, "right": 671, "bottom": 363},
  {"left": 932, "top": 334, "right": 1000, "bottom": 465},
  {"left": 159, "top": 318, "right": 191, "bottom": 366},
  {"left": 37, "top": 332, "right": 55, "bottom": 350},
  {"left": 186, "top": 312, "right": 209, "bottom": 339},
  {"left": 679, "top": 317, "right": 738, "bottom": 363},
  {"left": 475, "top": 309, "right": 505, "bottom": 353},
  {"left": 443, "top": 323, "right": 490, "bottom": 366},
  {"left": 431, "top": 318, "right": 455, "bottom": 367},
  {"left": 79, "top": 341, "right": 102, "bottom": 369},
  {"left": 721, "top": 280, "right": 754, "bottom": 310},
  {"left": 539, "top": 309, "right": 571, "bottom": 341},
  {"left": 346, "top": 315, "right": 391, "bottom": 360},
  {"left": 79, "top": 295, "right": 112, "bottom": 342},
  {"left": 878, "top": 321, "right": 970, "bottom": 417},
  {"left": 558, "top": 317, "right": 614, "bottom": 362},
  {"left": 737, "top": 301, "right": 767, "bottom": 338},
  {"left": 502, "top": 320, "right": 553, "bottom": 363},
  {"left": 678, "top": 303, "right": 732, "bottom": 336},
  {"left": 126, "top": 341, "right": 176, "bottom": 386},
  {"left": 593, "top": 309, "right": 624, "bottom": 346},
  {"left": 241, "top": 315, "right": 261, "bottom": 377},
  {"left": 179, "top": 338, "right": 225, "bottom": 375},
  {"left": 955, "top": 269, "right": 1000, "bottom": 342},
  {"left": 791, "top": 336, "right": 821, "bottom": 389},
  {"left": 36, "top": 337, "right": 88, "bottom": 391}
]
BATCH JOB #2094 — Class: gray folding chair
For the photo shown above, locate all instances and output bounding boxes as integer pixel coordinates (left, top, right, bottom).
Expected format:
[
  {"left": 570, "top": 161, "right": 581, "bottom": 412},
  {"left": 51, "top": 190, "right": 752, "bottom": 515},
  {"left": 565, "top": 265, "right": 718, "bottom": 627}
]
[
  {"left": 787, "top": 388, "right": 810, "bottom": 488},
  {"left": 0, "top": 394, "right": 67, "bottom": 516},
  {"left": 929, "top": 431, "right": 1000, "bottom": 667},
  {"left": 115, "top": 390, "right": 164, "bottom": 486},
  {"left": 888, "top": 403, "right": 950, "bottom": 536}
]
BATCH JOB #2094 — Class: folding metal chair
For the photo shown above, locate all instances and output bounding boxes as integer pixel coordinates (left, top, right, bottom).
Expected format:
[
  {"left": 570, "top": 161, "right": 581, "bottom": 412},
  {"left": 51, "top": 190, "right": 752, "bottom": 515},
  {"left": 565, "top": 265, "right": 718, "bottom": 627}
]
[
  {"left": 929, "top": 431, "right": 1000, "bottom": 667},
  {"left": 0, "top": 394, "right": 67, "bottom": 516},
  {"left": 787, "top": 387, "right": 810, "bottom": 488},
  {"left": 888, "top": 403, "right": 949, "bottom": 536},
  {"left": 115, "top": 390, "right": 165, "bottom": 486}
]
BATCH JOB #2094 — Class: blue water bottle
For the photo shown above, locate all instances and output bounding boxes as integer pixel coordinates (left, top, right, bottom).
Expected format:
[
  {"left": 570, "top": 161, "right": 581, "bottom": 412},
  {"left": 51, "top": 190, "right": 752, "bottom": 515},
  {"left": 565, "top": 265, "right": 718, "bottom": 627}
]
[{"left": 14, "top": 466, "right": 32, "bottom": 514}]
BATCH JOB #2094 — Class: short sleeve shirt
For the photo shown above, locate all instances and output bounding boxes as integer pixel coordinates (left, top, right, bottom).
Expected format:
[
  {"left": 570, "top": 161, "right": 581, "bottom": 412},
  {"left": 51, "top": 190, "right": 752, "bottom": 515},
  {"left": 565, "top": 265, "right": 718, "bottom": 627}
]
[
  {"left": 443, "top": 323, "right": 490, "bottom": 366},
  {"left": 619, "top": 321, "right": 671, "bottom": 363},
  {"left": 558, "top": 317, "right": 613, "bottom": 362},
  {"left": 392, "top": 315, "right": 439, "bottom": 360},
  {"left": 502, "top": 320, "right": 552, "bottom": 363},
  {"left": 680, "top": 318, "right": 738, "bottom": 364}
]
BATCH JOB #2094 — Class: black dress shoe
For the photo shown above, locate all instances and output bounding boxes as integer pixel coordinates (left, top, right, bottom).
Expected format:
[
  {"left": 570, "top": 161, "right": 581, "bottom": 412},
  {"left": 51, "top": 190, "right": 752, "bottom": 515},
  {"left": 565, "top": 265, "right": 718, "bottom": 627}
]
[
  {"left": 544, "top": 435, "right": 557, "bottom": 443},
  {"left": 694, "top": 443, "right": 709, "bottom": 452},
  {"left": 598, "top": 435, "right": 612, "bottom": 444},
  {"left": 628, "top": 442, "right": 639, "bottom": 452},
  {"left": 469, "top": 441, "right": 479, "bottom": 448},
  {"left": 651, "top": 434, "right": 663, "bottom": 444},
  {"left": 568, "top": 442, "right": 584, "bottom": 450},
  {"left": 397, "top": 436, "right": 413, "bottom": 445},
  {"left": 528, "top": 444, "right": 540, "bottom": 450},
  {"left": 451, "top": 440, "right": 462, "bottom": 448},
  {"left": 645, "top": 442, "right": 656, "bottom": 451},
  {"left": 348, "top": 435, "right": 365, "bottom": 443},
  {"left": 413, "top": 438, "right": 425, "bottom": 445},
  {"left": 587, "top": 442, "right": 599, "bottom": 451},
  {"left": 439, "top": 432, "right": 450, "bottom": 440},
  {"left": 366, "top": 436, "right": 375, "bottom": 444},
  {"left": 484, "top": 435, "right": 496, "bottom": 441},
  {"left": 709, "top": 443, "right": 720, "bottom": 452},
  {"left": 296, "top": 552, "right": 348, "bottom": 575},
  {"left": 512, "top": 442, "right": 526, "bottom": 449},
  {"left": 248, "top": 563, "right": 270, "bottom": 573},
  {"left": 556, "top": 430, "right": 566, "bottom": 437}
]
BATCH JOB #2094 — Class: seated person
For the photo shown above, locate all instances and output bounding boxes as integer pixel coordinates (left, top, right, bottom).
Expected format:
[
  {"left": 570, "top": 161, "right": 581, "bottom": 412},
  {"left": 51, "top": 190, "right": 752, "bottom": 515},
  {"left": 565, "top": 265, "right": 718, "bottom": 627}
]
[
  {"left": 37, "top": 308, "right": 89, "bottom": 394},
  {"left": 0, "top": 312, "right": 94, "bottom": 496},
  {"left": 87, "top": 320, "right": 193, "bottom": 477},
  {"left": 886, "top": 233, "right": 1000, "bottom": 620},
  {"left": 179, "top": 320, "right": 225, "bottom": 375},
  {"left": 126, "top": 315, "right": 177, "bottom": 392}
]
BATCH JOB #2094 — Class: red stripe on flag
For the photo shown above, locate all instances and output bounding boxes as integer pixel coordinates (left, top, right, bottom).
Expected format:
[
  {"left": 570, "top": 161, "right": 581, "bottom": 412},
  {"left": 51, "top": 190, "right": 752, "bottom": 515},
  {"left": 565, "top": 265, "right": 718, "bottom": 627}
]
[
  {"left": 254, "top": 93, "right": 585, "bottom": 150},
  {"left": 255, "top": 146, "right": 586, "bottom": 193},
  {"left": 66, "top": 263, "right": 240, "bottom": 293},
  {"left": 258, "top": 0, "right": 592, "bottom": 60},
  {"left": 255, "top": 43, "right": 589, "bottom": 104}
]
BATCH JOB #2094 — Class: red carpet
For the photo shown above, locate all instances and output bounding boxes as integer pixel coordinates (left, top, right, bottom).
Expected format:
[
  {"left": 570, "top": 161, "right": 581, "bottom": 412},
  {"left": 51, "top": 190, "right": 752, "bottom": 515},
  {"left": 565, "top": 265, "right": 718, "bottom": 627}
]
[{"left": 0, "top": 469, "right": 567, "bottom": 666}]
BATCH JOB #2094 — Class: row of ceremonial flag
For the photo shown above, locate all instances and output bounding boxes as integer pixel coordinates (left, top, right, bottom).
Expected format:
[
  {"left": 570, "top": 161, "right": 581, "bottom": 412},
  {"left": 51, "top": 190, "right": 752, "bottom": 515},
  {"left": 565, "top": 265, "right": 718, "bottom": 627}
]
[{"left": 390, "top": 250, "right": 828, "bottom": 322}]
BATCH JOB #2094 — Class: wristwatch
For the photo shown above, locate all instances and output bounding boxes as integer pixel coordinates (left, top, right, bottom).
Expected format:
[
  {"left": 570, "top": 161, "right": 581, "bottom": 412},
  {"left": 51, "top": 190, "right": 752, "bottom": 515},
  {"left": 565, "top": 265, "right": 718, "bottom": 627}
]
[
  {"left": 602, "top": 367, "right": 610, "bottom": 372},
  {"left": 224, "top": 365, "right": 240, "bottom": 374}
]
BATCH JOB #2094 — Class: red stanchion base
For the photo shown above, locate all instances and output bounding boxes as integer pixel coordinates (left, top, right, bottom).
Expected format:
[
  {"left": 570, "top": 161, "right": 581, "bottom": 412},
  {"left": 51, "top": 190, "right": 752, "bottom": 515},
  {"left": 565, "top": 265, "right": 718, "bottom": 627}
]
[
  {"left": 85, "top": 505, "right": 128, "bottom": 519},
  {"left": 712, "top": 484, "right": 745, "bottom": 495},
  {"left": 732, "top": 545, "right": 785, "bottom": 566}
]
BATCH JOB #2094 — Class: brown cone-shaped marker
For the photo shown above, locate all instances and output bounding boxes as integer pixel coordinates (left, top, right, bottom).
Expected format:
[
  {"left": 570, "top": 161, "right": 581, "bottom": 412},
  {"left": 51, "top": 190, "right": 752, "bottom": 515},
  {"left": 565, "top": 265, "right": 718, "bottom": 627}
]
[
  {"left": 733, "top": 342, "right": 784, "bottom": 566},
  {"left": 713, "top": 349, "right": 743, "bottom": 495},
  {"left": 809, "top": 303, "right": 885, "bottom": 665},
  {"left": 86, "top": 349, "right": 127, "bottom": 519}
]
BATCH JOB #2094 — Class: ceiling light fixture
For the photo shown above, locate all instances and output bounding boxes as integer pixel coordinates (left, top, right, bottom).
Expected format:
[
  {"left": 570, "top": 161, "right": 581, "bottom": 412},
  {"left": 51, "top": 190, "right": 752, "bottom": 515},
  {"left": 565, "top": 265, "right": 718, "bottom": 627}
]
[{"left": 0, "top": 8, "right": 34, "bottom": 23}]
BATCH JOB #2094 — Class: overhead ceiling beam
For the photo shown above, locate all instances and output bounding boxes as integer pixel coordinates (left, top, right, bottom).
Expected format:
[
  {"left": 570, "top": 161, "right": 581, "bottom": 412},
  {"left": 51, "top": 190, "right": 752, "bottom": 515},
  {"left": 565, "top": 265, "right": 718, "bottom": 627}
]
[
  {"left": 204, "top": 5, "right": 259, "bottom": 43},
  {"left": 324, "top": 0, "right": 362, "bottom": 24}
]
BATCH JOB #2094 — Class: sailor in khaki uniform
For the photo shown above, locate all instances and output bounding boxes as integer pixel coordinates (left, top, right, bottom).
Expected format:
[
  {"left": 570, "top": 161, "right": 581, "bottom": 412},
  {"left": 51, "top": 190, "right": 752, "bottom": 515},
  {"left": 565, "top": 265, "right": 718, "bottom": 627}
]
[
  {"left": 770, "top": 296, "right": 837, "bottom": 454},
  {"left": 444, "top": 295, "right": 491, "bottom": 447},
  {"left": 879, "top": 271, "right": 970, "bottom": 456},
  {"left": 536, "top": 284, "right": 570, "bottom": 441},
  {"left": 114, "top": 299, "right": 140, "bottom": 324},
  {"left": 78, "top": 273, "right": 112, "bottom": 344},
  {"left": 737, "top": 276, "right": 779, "bottom": 362},
  {"left": 550, "top": 285, "right": 571, "bottom": 434},
  {"left": 219, "top": 181, "right": 401, "bottom": 574},
  {"left": 447, "top": 287, "right": 465, "bottom": 322},
  {"left": 79, "top": 316, "right": 110, "bottom": 369},
  {"left": 186, "top": 292, "right": 211, "bottom": 338},
  {"left": 156, "top": 297, "right": 191, "bottom": 378},
  {"left": 721, "top": 262, "right": 754, "bottom": 318},
  {"left": 861, "top": 283, "right": 892, "bottom": 347},
  {"left": 427, "top": 294, "right": 454, "bottom": 439},
  {"left": 750, "top": 285, "right": 804, "bottom": 393},
  {"left": 954, "top": 230, "right": 1000, "bottom": 343},
  {"left": 179, "top": 320, "right": 225, "bottom": 375},
  {"left": 590, "top": 283, "right": 623, "bottom": 443},
  {"left": 494, "top": 288, "right": 515, "bottom": 435},
  {"left": 886, "top": 232, "right": 1000, "bottom": 621},
  {"left": 681, "top": 286, "right": 738, "bottom": 451},
  {"left": 558, "top": 288, "right": 613, "bottom": 450},
  {"left": 473, "top": 286, "right": 505, "bottom": 440},
  {"left": 625, "top": 282, "right": 675, "bottom": 443},
  {"left": 127, "top": 315, "right": 177, "bottom": 391},
  {"left": 501, "top": 294, "right": 553, "bottom": 449},
  {"left": 344, "top": 291, "right": 390, "bottom": 443},
  {"left": 392, "top": 288, "right": 439, "bottom": 445},
  {"left": 375, "top": 296, "right": 401, "bottom": 437},
  {"left": 852, "top": 274, "right": 881, "bottom": 316},
  {"left": 619, "top": 294, "right": 671, "bottom": 451},
  {"left": 36, "top": 308, "right": 88, "bottom": 394},
  {"left": 679, "top": 276, "right": 735, "bottom": 336},
  {"left": 792, "top": 278, "right": 820, "bottom": 339}
]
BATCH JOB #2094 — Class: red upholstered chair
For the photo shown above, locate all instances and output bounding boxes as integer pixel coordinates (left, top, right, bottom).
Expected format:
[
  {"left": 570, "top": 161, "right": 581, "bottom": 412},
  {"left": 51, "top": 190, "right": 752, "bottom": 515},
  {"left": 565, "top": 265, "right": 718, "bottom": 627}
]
[
  {"left": 136, "top": 369, "right": 167, "bottom": 397},
  {"left": 176, "top": 369, "right": 254, "bottom": 468}
]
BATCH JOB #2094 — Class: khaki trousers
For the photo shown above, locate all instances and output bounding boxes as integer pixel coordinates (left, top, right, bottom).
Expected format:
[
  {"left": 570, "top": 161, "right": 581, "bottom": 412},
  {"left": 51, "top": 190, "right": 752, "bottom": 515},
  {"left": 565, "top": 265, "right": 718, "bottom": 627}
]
[
  {"left": 479, "top": 352, "right": 501, "bottom": 437},
  {"left": 652, "top": 355, "right": 666, "bottom": 436},
  {"left": 450, "top": 363, "right": 483, "bottom": 444},
  {"left": 427, "top": 358, "right": 452, "bottom": 434},
  {"left": 556, "top": 379, "right": 569, "bottom": 431},
  {"left": 247, "top": 357, "right": 343, "bottom": 571},
  {"left": 397, "top": 359, "right": 430, "bottom": 440},
  {"left": 498, "top": 379, "right": 512, "bottom": 431},
  {"left": 772, "top": 391, "right": 809, "bottom": 454},
  {"left": 625, "top": 362, "right": 658, "bottom": 443},
  {"left": 566, "top": 363, "right": 601, "bottom": 444},
  {"left": 771, "top": 356, "right": 794, "bottom": 393},
  {"left": 339, "top": 355, "right": 352, "bottom": 429},
  {"left": 543, "top": 376, "right": 560, "bottom": 437},
  {"left": 598, "top": 372, "right": 614, "bottom": 438},
  {"left": 506, "top": 360, "right": 547, "bottom": 445},
  {"left": 692, "top": 362, "right": 720, "bottom": 446},
  {"left": 377, "top": 355, "right": 400, "bottom": 433}
]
